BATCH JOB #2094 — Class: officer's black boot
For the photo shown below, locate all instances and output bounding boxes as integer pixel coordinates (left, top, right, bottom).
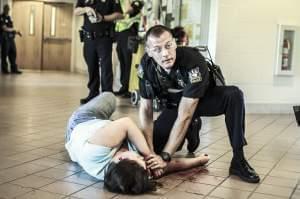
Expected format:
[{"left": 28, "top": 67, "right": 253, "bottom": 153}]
[
  {"left": 229, "top": 149, "right": 260, "bottom": 183},
  {"left": 80, "top": 92, "right": 99, "bottom": 105},
  {"left": 186, "top": 117, "right": 202, "bottom": 153}
]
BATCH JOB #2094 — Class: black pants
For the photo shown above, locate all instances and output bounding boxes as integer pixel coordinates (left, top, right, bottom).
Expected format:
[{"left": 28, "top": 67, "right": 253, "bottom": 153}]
[
  {"left": 153, "top": 85, "right": 247, "bottom": 153},
  {"left": 116, "top": 29, "right": 137, "bottom": 92},
  {"left": 83, "top": 37, "right": 113, "bottom": 96},
  {"left": 1, "top": 38, "right": 18, "bottom": 73}
]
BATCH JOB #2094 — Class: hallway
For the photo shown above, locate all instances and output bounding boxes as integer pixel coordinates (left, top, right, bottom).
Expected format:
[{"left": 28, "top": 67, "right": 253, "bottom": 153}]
[{"left": 0, "top": 72, "right": 299, "bottom": 199}]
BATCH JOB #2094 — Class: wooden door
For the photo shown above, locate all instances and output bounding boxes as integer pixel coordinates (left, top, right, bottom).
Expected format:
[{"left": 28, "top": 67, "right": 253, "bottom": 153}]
[
  {"left": 13, "top": 1, "right": 43, "bottom": 70},
  {"left": 42, "top": 3, "right": 73, "bottom": 71}
]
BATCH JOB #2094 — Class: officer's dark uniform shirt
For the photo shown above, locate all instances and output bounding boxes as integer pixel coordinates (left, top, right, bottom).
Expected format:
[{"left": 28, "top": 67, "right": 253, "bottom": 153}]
[
  {"left": 76, "top": 0, "right": 122, "bottom": 33},
  {"left": 138, "top": 47, "right": 211, "bottom": 105},
  {"left": 0, "top": 14, "right": 15, "bottom": 39}
]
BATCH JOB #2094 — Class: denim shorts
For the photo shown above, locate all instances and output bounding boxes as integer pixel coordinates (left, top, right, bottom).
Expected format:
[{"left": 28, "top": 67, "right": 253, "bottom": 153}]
[{"left": 65, "top": 92, "right": 116, "bottom": 142}]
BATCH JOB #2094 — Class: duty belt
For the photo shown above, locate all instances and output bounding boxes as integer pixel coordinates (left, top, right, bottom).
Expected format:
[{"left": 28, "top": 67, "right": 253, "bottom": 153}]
[{"left": 79, "top": 29, "right": 111, "bottom": 41}]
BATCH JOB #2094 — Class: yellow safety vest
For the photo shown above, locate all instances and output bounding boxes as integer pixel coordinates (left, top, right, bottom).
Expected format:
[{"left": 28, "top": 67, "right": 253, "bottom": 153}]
[{"left": 115, "top": 0, "right": 141, "bottom": 32}]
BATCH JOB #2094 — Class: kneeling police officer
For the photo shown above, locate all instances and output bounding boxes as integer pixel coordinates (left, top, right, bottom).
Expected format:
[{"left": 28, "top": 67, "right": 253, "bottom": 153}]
[
  {"left": 138, "top": 25, "right": 260, "bottom": 183},
  {"left": 75, "top": 0, "right": 123, "bottom": 104}
]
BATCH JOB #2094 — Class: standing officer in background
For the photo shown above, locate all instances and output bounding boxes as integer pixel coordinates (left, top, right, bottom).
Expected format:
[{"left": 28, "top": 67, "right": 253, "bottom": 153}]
[
  {"left": 0, "top": 4, "right": 22, "bottom": 75},
  {"left": 138, "top": 25, "right": 260, "bottom": 183},
  {"left": 114, "top": 0, "right": 144, "bottom": 97},
  {"left": 75, "top": 0, "right": 123, "bottom": 105}
]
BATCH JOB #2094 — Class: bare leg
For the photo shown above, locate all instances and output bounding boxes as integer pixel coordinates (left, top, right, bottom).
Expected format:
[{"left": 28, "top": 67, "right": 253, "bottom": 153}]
[{"left": 164, "top": 154, "right": 209, "bottom": 175}]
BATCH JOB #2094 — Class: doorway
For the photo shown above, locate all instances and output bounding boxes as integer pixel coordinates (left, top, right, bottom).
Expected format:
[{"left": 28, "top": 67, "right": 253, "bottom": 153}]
[{"left": 13, "top": 1, "right": 73, "bottom": 71}]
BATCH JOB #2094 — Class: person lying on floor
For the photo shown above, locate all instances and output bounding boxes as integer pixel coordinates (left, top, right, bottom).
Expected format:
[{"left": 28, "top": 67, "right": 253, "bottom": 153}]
[{"left": 65, "top": 92, "right": 209, "bottom": 194}]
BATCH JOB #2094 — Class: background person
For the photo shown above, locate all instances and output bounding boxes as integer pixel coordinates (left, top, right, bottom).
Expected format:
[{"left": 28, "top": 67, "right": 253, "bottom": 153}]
[
  {"left": 171, "top": 26, "right": 189, "bottom": 46},
  {"left": 74, "top": 0, "right": 123, "bottom": 104},
  {"left": 114, "top": 0, "right": 144, "bottom": 98},
  {"left": 0, "top": 4, "right": 22, "bottom": 75}
]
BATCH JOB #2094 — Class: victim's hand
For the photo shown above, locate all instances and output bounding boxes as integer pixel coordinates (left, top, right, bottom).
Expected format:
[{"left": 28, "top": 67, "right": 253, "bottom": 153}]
[
  {"left": 152, "top": 168, "right": 164, "bottom": 178},
  {"left": 145, "top": 154, "right": 167, "bottom": 170}
]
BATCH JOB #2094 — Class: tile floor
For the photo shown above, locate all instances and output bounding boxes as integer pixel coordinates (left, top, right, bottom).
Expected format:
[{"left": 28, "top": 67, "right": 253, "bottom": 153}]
[{"left": 0, "top": 71, "right": 299, "bottom": 199}]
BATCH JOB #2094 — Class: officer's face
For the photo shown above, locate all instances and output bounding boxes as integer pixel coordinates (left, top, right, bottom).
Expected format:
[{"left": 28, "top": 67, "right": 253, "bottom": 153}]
[{"left": 146, "top": 31, "right": 177, "bottom": 70}]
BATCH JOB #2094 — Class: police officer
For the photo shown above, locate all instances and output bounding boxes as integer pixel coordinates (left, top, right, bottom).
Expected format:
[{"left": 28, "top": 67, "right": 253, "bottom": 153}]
[
  {"left": 0, "top": 4, "right": 22, "bottom": 74},
  {"left": 75, "top": 0, "right": 123, "bottom": 104},
  {"left": 114, "top": 0, "right": 143, "bottom": 97},
  {"left": 138, "top": 25, "right": 260, "bottom": 183}
]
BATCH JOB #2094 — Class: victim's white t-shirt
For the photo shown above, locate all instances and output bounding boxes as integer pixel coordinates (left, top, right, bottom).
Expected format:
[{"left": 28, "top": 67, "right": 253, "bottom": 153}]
[{"left": 65, "top": 119, "right": 137, "bottom": 180}]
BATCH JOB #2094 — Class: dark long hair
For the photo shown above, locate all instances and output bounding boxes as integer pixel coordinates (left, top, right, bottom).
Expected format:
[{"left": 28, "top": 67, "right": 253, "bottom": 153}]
[
  {"left": 171, "top": 26, "right": 188, "bottom": 45},
  {"left": 104, "top": 159, "right": 157, "bottom": 194}
]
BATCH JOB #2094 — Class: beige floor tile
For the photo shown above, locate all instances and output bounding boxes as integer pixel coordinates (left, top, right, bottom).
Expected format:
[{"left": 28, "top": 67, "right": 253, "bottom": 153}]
[
  {"left": 249, "top": 193, "right": 288, "bottom": 199},
  {"left": 205, "top": 167, "right": 229, "bottom": 178},
  {"left": 209, "top": 187, "right": 251, "bottom": 199},
  {"left": 35, "top": 167, "right": 77, "bottom": 180},
  {"left": 6, "top": 152, "right": 44, "bottom": 163},
  {"left": 40, "top": 181, "right": 86, "bottom": 195},
  {"left": 262, "top": 176, "right": 298, "bottom": 188},
  {"left": 10, "top": 175, "right": 56, "bottom": 188},
  {"left": 164, "top": 168, "right": 201, "bottom": 180},
  {"left": 54, "top": 162, "right": 82, "bottom": 172},
  {"left": 255, "top": 184, "right": 294, "bottom": 198},
  {"left": 220, "top": 177, "right": 258, "bottom": 192},
  {"left": 72, "top": 186, "right": 116, "bottom": 199},
  {"left": 0, "top": 163, "right": 49, "bottom": 182},
  {"left": 189, "top": 174, "right": 225, "bottom": 186},
  {"left": 62, "top": 171, "right": 99, "bottom": 186},
  {"left": 0, "top": 183, "right": 33, "bottom": 198},
  {"left": 291, "top": 189, "right": 300, "bottom": 199},
  {"left": 14, "top": 190, "right": 65, "bottom": 199},
  {"left": 0, "top": 158, "right": 22, "bottom": 170},
  {"left": 30, "top": 157, "right": 66, "bottom": 167},
  {"left": 163, "top": 190, "right": 204, "bottom": 199},
  {"left": 253, "top": 166, "right": 272, "bottom": 175},
  {"left": 269, "top": 169, "right": 300, "bottom": 179},
  {"left": 156, "top": 177, "right": 183, "bottom": 189},
  {"left": 249, "top": 159, "right": 277, "bottom": 168},
  {"left": 176, "top": 181, "right": 215, "bottom": 195}
]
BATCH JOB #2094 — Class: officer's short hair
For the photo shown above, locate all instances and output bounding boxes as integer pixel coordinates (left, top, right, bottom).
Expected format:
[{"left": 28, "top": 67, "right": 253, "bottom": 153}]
[{"left": 145, "top": 25, "right": 173, "bottom": 45}]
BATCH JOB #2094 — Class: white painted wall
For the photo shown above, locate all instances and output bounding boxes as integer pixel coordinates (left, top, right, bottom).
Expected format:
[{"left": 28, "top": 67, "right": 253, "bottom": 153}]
[{"left": 214, "top": 0, "right": 300, "bottom": 113}]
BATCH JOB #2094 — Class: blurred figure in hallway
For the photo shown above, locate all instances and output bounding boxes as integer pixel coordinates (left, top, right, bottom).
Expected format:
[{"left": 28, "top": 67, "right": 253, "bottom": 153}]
[
  {"left": 172, "top": 26, "right": 189, "bottom": 46},
  {"left": 114, "top": 0, "right": 144, "bottom": 98},
  {"left": 0, "top": 4, "right": 22, "bottom": 74}
]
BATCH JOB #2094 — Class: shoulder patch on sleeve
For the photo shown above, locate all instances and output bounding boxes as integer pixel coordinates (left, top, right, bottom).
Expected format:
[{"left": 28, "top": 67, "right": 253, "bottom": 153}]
[
  {"left": 137, "top": 64, "right": 144, "bottom": 78},
  {"left": 188, "top": 67, "right": 202, "bottom": 83}
]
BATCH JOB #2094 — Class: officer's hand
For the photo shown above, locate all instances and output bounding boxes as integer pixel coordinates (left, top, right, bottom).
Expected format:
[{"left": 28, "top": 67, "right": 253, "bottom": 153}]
[
  {"left": 85, "top": 7, "right": 96, "bottom": 17},
  {"left": 145, "top": 154, "right": 167, "bottom": 170}
]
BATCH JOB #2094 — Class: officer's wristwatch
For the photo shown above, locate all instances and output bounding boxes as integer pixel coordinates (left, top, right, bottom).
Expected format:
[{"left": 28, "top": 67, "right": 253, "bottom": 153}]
[{"left": 160, "top": 152, "right": 172, "bottom": 162}]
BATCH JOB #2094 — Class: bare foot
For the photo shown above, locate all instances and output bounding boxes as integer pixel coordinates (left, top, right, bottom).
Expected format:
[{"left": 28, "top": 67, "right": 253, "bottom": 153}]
[{"left": 196, "top": 153, "right": 210, "bottom": 166}]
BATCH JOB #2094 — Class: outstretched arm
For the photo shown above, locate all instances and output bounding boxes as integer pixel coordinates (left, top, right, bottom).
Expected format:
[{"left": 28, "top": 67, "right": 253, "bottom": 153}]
[
  {"left": 88, "top": 117, "right": 152, "bottom": 157},
  {"left": 147, "top": 154, "right": 209, "bottom": 177},
  {"left": 163, "top": 97, "right": 199, "bottom": 155},
  {"left": 139, "top": 98, "right": 155, "bottom": 152}
]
